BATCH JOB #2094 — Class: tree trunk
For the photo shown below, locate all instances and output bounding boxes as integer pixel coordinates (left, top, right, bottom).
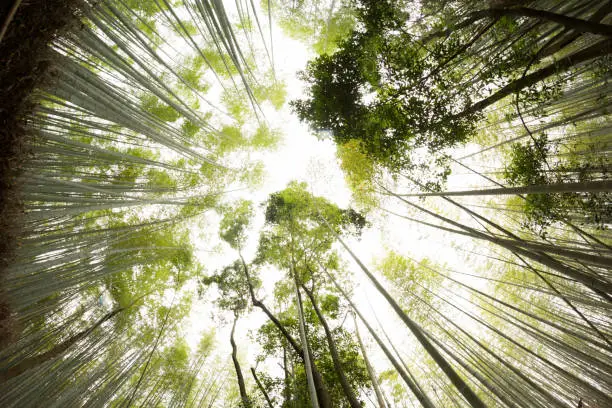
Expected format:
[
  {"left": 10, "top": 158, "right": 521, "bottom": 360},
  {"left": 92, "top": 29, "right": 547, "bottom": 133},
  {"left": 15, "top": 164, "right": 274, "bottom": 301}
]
[
  {"left": 250, "top": 367, "right": 273, "bottom": 408},
  {"left": 248, "top": 295, "right": 332, "bottom": 407},
  {"left": 473, "top": 8, "right": 612, "bottom": 37},
  {"left": 426, "top": 286, "right": 578, "bottom": 408},
  {"left": 238, "top": 255, "right": 332, "bottom": 408},
  {"left": 460, "top": 38, "right": 612, "bottom": 116},
  {"left": 384, "top": 207, "right": 612, "bottom": 268},
  {"left": 516, "top": 255, "right": 612, "bottom": 349},
  {"left": 384, "top": 188, "right": 612, "bottom": 297},
  {"left": 302, "top": 284, "right": 362, "bottom": 408},
  {"left": 283, "top": 347, "right": 290, "bottom": 407},
  {"left": 0, "top": 306, "right": 124, "bottom": 382},
  {"left": 423, "top": 7, "right": 612, "bottom": 42},
  {"left": 320, "top": 218, "right": 487, "bottom": 408},
  {"left": 294, "top": 277, "right": 320, "bottom": 408},
  {"left": 354, "top": 313, "right": 387, "bottom": 408},
  {"left": 449, "top": 157, "right": 612, "bottom": 252},
  {"left": 399, "top": 180, "right": 612, "bottom": 197},
  {"left": 324, "top": 271, "right": 436, "bottom": 408},
  {"left": 230, "top": 316, "right": 251, "bottom": 408},
  {"left": 541, "top": 1, "right": 612, "bottom": 58},
  {"left": 421, "top": 1, "right": 531, "bottom": 42}
]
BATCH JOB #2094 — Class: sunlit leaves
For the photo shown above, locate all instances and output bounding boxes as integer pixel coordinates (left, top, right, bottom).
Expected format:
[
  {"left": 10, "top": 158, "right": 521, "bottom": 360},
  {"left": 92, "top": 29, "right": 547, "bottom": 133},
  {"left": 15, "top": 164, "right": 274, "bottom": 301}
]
[
  {"left": 219, "top": 199, "right": 254, "bottom": 250},
  {"left": 251, "top": 124, "right": 280, "bottom": 150},
  {"left": 252, "top": 76, "right": 287, "bottom": 110},
  {"left": 267, "top": 0, "right": 356, "bottom": 54},
  {"left": 202, "top": 260, "right": 255, "bottom": 314},
  {"left": 141, "top": 94, "right": 181, "bottom": 123},
  {"left": 376, "top": 252, "right": 443, "bottom": 320},
  {"left": 222, "top": 89, "right": 250, "bottom": 124},
  {"left": 336, "top": 139, "right": 378, "bottom": 209}
]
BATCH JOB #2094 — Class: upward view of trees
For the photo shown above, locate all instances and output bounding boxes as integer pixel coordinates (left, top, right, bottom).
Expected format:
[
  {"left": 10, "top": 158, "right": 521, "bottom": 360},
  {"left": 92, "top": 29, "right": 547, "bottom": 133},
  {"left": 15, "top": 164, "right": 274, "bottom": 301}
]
[{"left": 0, "top": 0, "right": 610, "bottom": 407}]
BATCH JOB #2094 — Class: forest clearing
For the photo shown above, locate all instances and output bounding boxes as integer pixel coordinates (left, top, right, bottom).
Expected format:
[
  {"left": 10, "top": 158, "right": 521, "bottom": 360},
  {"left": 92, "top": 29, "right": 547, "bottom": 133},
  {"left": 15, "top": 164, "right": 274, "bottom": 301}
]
[{"left": 0, "top": 0, "right": 610, "bottom": 407}]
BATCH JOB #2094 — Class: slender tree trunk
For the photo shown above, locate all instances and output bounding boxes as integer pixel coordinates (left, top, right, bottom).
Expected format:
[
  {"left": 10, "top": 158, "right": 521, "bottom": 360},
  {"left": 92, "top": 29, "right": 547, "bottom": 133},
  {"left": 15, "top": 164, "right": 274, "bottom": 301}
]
[
  {"left": 302, "top": 284, "right": 362, "bottom": 408},
  {"left": 460, "top": 38, "right": 612, "bottom": 116},
  {"left": 294, "top": 275, "right": 319, "bottom": 408},
  {"left": 423, "top": 19, "right": 498, "bottom": 84},
  {"left": 424, "top": 288, "right": 577, "bottom": 408},
  {"left": 471, "top": 8, "right": 612, "bottom": 37},
  {"left": 384, "top": 188, "right": 612, "bottom": 297},
  {"left": 283, "top": 347, "right": 290, "bottom": 407},
  {"left": 238, "top": 255, "right": 332, "bottom": 408},
  {"left": 516, "top": 254, "right": 612, "bottom": 348},
  {"left": 398, "top": 180, "right": 612, "bottom": 197},
  {"left": 443, "top": 269, "right": 610, "bottom": 351},
  {"left": 383, "top": 207, "right": 612, "bottom": 268},
  {"left": 320, "top": 218, "right": 487, "bottom": 408},
  {"left": 401, "top": 174, "right": 612, "bottom": 283},
  {"left": 422, "top": 3, "right": 612, "bottom": 43},
  {"left": 426, "top": 331, "right": 521, "bottom": 408},
  {"left": 230, "top": 315, "right": 250, "bottom": 408},
  {"left": 250, "top": 367, "right": 273, "bottom": 408},
  {"left": 0, "top": 306, "right": 124, "bottom": 382},
  {"left": 450, "top": 157, "right": 612, "bottom": 252},
  {"left": 354, "top": 313, "right": 387, "bottom": 408},
  {"left": 421, "top": 1, "right": 531, "bottom": 41},
  {"left": 540, "top": 1, "right": 612, "bottom": 58},
  {"left": 323, "top": 269, "right": 436, "bottom": 408}
]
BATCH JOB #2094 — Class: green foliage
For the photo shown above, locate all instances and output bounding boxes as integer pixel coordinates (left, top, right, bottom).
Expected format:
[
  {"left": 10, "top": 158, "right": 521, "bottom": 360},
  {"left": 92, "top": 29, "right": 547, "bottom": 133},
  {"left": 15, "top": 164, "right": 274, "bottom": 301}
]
[
  {"left": 181, "top": 120, "right": 200, "bottom": 138},
  {"left": 122, "top": 0, "right": 163, "bottom": 17},
  {"left": 7, "top": 1, "right": 611, "bottom": 407},
  {"left": 239, "top": 161, "right": 266, "bottom": 188},
  {"left": 221, "top": 89, "right": 250, "bottom": 124},
  {"left": 504, "top": 135, "right": 611, "bottom": 231},
  {"left": 141, "top": 94, "right": 181, "bottom": 122},
  {"left": 197, "top": 328, "right": 216, "bottom": 356},
  {"left": 292, "top": 27, "right": 475, "bottom": 175},
  {"left": 293, "top": 0, "right": 581, "bottom": 190},
  {"left": 178, "top": 57, "right": 208, "bottom": 92},
  {"left": 336, "top": 139, "right": 378, "bottom": 209},
  {"left": 253, "top": 78, "right": 287, "bottom": 110},
  {"left": 379, "top": 369, "right": 409, "bottom": 405},
  {"left": 376, "top": 252, "right": 442, "bottom": 320},
  {"left": 146, "top": 168, "right": 177, "bottom": 190},
  {"left": 267, "top": 0, "right": 356, "bottom": 54},
  {"left": 254, "top": 300, "right": 370, "bottom": 407},
  {"left": 203, "top": 48, "right": 239, "bottom": 78},
  {"left": 217, "top": 126, "right": 248, "bottom": 154},
  {"left": 219, "top": 199, "right": 255, "bottom": 250},
  {"left": 313, "top": 10, "right": 357, "bottom": 55},
  {"left": 255, "top": 182, "right": 366, "bottom": 271},
  {"left": 103, "top": 223, "right": 196, "bottom": 317},
  {"left": 251, "top": 124, "right": 280, "bottom": 150},
  {"left": 262, "top": 181, "right": 366, "bottom": 236},
  {"left": 504, "top": 135, "right": 549, "bottom": 187},
  {"left": 504, "top": 136, "right": 559, "bottom": 232},
  {"left": 201, "top": 260, "right": 259, "bottom": 314},
  {"left": 249, "top": 182, "right": 373, "bottom": 405}
]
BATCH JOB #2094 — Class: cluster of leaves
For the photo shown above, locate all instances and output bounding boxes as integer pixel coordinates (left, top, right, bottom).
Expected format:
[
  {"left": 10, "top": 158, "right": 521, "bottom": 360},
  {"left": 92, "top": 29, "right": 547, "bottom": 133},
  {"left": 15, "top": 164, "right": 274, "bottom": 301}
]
[
  {"left": 263, "top": 181, "right": 366, "bottom": 234},
  {"left": 291, "top": 0, "right": 480, "bottom": 174},
  {"left": 266, "top": 0, "right": 357, "bottom": 54},
  {"left": 504, "top": 134, "right": 611, "bottom": 233}
]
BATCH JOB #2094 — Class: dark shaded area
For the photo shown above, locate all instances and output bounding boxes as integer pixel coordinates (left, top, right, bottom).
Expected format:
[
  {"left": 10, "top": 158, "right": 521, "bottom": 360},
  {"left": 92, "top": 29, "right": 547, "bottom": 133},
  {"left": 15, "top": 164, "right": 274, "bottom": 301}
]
[{"left": 0, "top": 0, "right": 84, "bottom": 348}]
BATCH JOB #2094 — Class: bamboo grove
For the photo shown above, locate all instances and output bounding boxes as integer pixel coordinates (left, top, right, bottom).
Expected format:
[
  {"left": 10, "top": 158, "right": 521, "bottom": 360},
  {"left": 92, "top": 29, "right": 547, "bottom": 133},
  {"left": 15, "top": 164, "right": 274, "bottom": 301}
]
[{"left": 0, "top": 0, "right": 610, "bottom": 407}]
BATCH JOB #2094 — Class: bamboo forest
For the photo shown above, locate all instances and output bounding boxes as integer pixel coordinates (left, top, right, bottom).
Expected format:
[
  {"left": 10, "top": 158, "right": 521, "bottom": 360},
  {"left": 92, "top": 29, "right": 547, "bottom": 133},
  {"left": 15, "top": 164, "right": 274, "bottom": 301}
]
[{"left": 1, "top": 0, "right": 611, "bottom": 406}]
